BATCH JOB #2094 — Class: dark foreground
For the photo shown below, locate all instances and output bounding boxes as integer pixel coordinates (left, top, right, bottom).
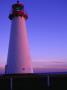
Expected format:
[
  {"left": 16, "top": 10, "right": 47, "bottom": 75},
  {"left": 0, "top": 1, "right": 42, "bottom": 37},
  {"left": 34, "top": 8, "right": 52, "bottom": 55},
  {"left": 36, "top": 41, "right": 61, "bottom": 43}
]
[{"left": 0, "top": 73, "right": 67, "bottom": 90}]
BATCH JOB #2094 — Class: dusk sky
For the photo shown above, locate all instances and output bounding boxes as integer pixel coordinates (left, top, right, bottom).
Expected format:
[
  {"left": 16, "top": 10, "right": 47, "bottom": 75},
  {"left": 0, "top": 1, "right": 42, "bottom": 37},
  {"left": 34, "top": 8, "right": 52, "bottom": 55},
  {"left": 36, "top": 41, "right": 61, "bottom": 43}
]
[{"left": 0, "top": 0, "right": 67, "bottom": 69}]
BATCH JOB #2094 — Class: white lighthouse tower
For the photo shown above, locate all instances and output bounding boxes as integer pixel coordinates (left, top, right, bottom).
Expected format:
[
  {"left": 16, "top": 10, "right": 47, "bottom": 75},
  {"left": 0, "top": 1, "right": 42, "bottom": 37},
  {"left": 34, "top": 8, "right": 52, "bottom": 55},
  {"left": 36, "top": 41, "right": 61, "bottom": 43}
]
[{"left": 5, "top": 1, "right": 33, "bottom": 74}]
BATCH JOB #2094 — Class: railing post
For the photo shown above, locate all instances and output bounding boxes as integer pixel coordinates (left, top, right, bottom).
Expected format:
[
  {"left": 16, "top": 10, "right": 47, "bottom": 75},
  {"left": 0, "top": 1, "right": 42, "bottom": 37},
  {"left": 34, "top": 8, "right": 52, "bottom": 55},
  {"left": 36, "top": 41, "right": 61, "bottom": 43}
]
[
  {"left": 10, "top": 77, "right": 13, "bottom": 90},
  {"left": 47, "top": 75, "right": 50, "bottom": 87}
]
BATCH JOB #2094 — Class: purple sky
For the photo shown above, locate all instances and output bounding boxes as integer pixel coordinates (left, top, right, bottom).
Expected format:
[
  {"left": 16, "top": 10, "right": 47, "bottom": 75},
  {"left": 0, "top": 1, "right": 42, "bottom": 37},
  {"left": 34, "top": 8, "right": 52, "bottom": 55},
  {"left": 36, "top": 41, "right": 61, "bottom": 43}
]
[{"left": 0, "top": 0, "right": 67, "bottom": 67}]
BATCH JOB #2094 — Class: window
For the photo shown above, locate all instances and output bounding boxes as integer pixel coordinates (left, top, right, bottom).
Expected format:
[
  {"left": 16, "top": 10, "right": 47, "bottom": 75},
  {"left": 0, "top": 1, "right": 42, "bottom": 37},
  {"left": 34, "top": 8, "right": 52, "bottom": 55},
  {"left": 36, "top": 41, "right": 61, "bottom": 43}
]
[{"left": 15, "top": 7, "right": 22, "bottom": 11}]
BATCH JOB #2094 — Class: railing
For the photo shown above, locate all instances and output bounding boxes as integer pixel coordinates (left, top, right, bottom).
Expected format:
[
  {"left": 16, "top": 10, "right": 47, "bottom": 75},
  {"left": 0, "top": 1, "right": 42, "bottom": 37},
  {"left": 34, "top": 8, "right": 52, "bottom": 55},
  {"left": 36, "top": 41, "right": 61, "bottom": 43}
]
[{"left": 0, "top": 74, "right": 67, "bottom": 89}]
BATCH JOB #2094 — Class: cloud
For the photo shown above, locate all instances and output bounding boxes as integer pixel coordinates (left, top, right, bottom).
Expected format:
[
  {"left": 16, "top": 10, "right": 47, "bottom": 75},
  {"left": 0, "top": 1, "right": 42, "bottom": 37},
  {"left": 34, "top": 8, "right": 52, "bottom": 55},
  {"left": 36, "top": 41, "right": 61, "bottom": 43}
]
[{"left": 32, "top": 61, "right": 67, "bottom": 73}]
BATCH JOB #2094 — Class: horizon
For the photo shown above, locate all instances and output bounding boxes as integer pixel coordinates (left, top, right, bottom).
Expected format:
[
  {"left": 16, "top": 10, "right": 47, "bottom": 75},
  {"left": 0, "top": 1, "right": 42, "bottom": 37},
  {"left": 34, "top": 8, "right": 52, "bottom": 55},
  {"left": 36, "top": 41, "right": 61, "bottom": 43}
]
[{"left": 0, "top": 61, "right": 67, "bottom": 72}]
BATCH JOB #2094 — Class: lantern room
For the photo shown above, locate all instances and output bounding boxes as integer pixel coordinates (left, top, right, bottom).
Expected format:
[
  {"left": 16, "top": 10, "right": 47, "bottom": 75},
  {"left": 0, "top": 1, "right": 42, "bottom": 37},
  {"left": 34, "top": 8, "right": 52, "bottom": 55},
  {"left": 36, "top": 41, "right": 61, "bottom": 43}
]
[{"left": 9, "top": 1, "right": 28, "bottom": 20}]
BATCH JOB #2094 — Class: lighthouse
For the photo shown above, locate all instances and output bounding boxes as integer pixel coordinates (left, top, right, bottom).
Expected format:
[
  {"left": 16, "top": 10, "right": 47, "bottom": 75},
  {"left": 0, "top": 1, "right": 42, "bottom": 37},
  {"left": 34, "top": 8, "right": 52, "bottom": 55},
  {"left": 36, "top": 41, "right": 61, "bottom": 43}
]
[{"left": 5, "top": 1, "right": 33, "bottom": 74}]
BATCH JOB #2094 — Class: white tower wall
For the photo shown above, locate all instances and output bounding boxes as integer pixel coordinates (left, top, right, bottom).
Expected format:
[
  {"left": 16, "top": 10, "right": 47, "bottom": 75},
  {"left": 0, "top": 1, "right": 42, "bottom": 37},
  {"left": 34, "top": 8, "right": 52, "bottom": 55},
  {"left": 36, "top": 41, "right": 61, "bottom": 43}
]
[{"left": 6, "top": 16, "right": 33, "bottom": 74}]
